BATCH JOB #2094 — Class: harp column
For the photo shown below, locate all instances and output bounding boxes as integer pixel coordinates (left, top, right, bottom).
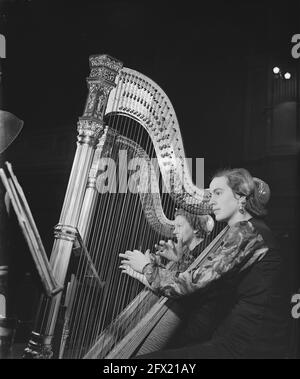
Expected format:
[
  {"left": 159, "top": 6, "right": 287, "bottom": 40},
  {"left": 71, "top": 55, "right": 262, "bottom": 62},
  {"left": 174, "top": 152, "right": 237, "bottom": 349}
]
[
  {"left": 76, "top": 125, "right": 109, "bottom": 239},
  {"left": 24, "top": 55, "right": 123, "bottom": 359}
]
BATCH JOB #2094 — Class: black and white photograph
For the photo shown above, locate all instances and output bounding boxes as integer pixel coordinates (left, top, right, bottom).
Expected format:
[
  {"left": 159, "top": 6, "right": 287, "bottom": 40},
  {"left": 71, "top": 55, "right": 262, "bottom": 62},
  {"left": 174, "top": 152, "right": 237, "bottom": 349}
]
[{"left": 0, "top": 0, "right": 299, "bottom": 362}]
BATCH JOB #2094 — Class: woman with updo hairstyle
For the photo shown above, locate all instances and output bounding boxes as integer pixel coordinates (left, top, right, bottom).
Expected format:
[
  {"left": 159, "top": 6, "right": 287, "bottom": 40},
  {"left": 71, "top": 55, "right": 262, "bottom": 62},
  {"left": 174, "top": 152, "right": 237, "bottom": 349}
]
[
  {"left": 212, "top": 167, "right": 270, "bottom": 218},
  {"left": 120, "top": 168, "right": 289, "bottom": 359}
]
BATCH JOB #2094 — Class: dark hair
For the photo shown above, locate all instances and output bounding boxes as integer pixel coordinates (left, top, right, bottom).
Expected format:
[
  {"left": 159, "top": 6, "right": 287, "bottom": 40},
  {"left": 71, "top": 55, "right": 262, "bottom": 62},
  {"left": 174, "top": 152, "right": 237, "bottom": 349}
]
[
  {"left": 174, "top": 208, "right": 214, "bottom": 238},
  {"left": 212, "top": 168, "right": 270, "bottom": 217}
]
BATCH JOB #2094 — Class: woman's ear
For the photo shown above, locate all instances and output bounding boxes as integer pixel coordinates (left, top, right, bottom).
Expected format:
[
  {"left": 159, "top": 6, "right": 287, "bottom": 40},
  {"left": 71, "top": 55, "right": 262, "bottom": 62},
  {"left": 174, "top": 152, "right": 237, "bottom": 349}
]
[
  {"left": 238, "top": 195, "right": 247, "bottom": 206},
  {"left": 238, "top": 196, "right": 247, "bottom": 215}
]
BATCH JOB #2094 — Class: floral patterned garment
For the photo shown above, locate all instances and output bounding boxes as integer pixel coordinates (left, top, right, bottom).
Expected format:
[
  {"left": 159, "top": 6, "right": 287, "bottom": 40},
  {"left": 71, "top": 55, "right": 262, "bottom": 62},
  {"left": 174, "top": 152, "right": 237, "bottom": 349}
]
[
  {"left": 143, "top": 220, "right": 269, "bottom": 298},
  {"left": 148, "top": 245, "right": 199, "bottom": 275}
]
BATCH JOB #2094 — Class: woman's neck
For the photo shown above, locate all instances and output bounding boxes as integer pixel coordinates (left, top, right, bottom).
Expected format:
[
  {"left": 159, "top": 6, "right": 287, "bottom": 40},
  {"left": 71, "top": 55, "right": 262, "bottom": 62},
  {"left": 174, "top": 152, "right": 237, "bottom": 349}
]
[{"left": 228, "top": 211, "right": 252, "bottom": 226}]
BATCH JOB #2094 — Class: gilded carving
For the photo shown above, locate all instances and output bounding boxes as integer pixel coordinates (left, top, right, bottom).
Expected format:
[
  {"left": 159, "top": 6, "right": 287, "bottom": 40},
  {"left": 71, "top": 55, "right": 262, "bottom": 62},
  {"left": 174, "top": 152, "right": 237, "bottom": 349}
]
[
  {"left": 77, "top": 119, "right": 103, "bottom": 145},
  {"left": 89, "top": 55, "right": 123, "bottom": 73}
]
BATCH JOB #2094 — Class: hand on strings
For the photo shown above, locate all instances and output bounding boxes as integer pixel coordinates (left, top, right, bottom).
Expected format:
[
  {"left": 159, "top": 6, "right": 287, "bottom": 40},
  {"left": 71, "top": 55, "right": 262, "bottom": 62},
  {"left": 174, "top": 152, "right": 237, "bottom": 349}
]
[
  {"left": 119, "top": 264, "right": 150, "bottom": 288},
  {"left": 154, "top": 239, "right": 183, "bottom": 262},
  {"left": 119, "top": 249, "right": 151, "bottom": 274}
]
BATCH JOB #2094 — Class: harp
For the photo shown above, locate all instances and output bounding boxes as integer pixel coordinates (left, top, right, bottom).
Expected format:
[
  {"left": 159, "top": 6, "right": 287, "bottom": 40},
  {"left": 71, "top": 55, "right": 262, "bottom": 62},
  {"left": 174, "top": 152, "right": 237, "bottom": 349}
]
[{"left": 23, "top": 55, "right": 225, "bottom": 359}]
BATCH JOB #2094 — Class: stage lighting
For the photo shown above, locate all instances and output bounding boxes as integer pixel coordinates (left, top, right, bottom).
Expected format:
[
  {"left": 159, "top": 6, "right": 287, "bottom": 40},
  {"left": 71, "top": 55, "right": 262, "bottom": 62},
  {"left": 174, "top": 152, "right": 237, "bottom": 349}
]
[
  {"left": 284, "top": 72, "right": 291, "bottom": 80},
  {"left": 273, "top": 67, "right": 280, "bottom": 74}
]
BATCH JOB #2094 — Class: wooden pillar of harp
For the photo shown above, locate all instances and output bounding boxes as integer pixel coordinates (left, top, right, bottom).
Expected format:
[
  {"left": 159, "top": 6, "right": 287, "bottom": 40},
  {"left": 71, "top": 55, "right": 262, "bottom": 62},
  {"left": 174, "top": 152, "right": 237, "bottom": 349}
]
[{"left": 23, "top": 55, "right": 123, "bottom": 359}]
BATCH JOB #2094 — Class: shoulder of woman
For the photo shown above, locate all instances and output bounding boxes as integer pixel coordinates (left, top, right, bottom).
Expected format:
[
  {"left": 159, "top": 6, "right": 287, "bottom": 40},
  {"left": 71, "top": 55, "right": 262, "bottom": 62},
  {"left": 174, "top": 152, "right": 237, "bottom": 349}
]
[{"left": 226, "top": 220, "right": 260, "bottom": 244}]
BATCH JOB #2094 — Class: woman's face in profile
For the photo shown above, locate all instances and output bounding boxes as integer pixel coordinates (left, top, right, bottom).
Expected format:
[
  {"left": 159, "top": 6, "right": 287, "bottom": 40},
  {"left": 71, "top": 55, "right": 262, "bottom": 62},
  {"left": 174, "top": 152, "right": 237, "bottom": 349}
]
[
  {"left": 209, "top": 176, "right": 240, "bottom": 224},
  {"left": 173, "top": 215, "right": 195, "bottom": 244}
]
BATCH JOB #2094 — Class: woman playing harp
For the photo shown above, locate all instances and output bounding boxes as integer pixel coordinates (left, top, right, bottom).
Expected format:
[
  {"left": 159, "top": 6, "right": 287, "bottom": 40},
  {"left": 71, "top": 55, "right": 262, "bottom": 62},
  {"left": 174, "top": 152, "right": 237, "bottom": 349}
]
[
  {"left": 120, "top": 208, "right": 214, "bottom": 288},
  {"left": 120, "top": 168, "right": 289, "bottom": 359}
]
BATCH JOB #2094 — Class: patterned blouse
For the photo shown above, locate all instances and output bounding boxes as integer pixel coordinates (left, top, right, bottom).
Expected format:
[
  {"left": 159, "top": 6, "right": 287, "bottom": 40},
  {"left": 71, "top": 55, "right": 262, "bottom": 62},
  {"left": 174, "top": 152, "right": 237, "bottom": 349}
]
[{"left": 143, "top": 220, "right": 269, "bottom": 298}]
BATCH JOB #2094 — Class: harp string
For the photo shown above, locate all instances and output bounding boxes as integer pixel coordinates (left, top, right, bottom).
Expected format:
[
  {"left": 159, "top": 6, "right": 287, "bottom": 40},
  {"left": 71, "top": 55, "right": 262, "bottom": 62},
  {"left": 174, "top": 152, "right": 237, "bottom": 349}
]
[
  {"left": 78, "top": 128, "right": 128, "bottom": 354},
  {"left": 67, "top": 148, "right": 109, "bottom": 352},
  {"left": 118, "top": 75, "right": 178, "bottom": 348},
  {"left": 65, "top": 115, "right": 141, "bottom": 354},
  {"left": 116, "top": 79, "right": 162, "bottom": 341},
  {"left": 111, "top": 118, "right": 172, "bottom": 349},
  {"left": 86, "top": 113, "right": 132, "bottom": 354},
  {"left": 81, "top": 80, "right": 134, "bottom": 346},
  {"left": 107, "top": 82, "right": 146, "bottom": 325},
  {"left": 112, "top": 127, "right": 155, "bottom": 345},
  {"left": 94, "top": 138, "right": 158, "bottom": 354}
]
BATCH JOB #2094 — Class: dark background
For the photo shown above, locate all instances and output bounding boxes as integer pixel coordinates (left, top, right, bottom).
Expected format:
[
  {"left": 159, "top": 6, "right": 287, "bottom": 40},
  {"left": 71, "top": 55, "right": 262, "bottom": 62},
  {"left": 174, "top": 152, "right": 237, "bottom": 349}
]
[{"left": 0, "top": 0, "right": 299, "bottom": 354}]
